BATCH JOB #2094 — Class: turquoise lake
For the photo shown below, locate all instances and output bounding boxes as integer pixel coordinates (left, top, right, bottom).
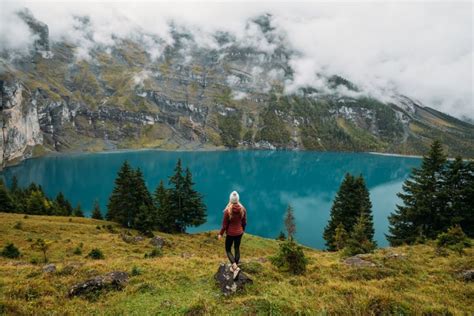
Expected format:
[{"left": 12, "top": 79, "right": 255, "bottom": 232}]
[{"left": 0, "top": 150, "right": 421, "bottom": 249}]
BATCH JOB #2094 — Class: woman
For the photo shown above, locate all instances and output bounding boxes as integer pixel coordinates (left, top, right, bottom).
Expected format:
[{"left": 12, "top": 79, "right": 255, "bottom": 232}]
[{"left": 218, "top": 191, "right": 247, "bottom": 280}]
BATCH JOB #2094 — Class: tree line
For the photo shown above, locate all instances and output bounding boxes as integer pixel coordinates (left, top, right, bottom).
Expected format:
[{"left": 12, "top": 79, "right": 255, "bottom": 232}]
[
  {"left": 323, "top": 140, "right": 473, "bottom": 255},
  {"left": 0, "top": 177, "right": 89, "bottom": 217},
  {"left": 106, "top": 159, "right": 207, "bottom": 235}
]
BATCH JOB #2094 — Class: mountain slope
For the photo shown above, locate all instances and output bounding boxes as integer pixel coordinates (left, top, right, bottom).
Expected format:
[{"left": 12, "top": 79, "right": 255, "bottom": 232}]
[
  {"left": 0, "top": 213, "right": 473, "bottom": 315},
  {"left": 1, "top": 12, "right": 473, "bottom": 169}
]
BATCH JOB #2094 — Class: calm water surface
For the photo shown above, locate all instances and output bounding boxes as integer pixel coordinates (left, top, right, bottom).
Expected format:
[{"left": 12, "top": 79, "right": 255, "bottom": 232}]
[{"left": 0, "top": 150, "right": 421, "bottom": 249}]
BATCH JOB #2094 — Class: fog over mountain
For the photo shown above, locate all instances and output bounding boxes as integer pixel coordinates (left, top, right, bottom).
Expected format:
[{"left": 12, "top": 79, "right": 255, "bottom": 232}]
[{"left": 1, "top": 1, "right": 472, "bottom": 120}]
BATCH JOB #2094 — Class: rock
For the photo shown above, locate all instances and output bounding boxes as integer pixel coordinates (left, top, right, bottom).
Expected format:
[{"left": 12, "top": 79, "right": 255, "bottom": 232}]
[
  {"left": 181, "top": 252, "right": 193, "bottom": 259},
  {"left": 150, "top": 236, "right": 166, "bottom": 248},
  {"left": 68, "top": 271, "right": 129, "bottom": 297},
  {"left": 42, "top": 263, "right": 56, "bottom": 273},
  {"left": 120, "top": 232, "right": 145, "bottom": 244},
  {"left": 343, "top": 255, "right": 376, "bottom": 267},
  {"left": 384, "top": 253, "right": 407, "bottom": 260},
  {"left": 458, "top": 269, "right": 474, "bottom": 282},
  {"left": 214, "top": 263, "right": 252, "bottom": 295}
]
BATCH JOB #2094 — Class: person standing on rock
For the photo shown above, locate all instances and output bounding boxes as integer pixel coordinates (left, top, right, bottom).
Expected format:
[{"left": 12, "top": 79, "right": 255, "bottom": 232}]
[{"left": 218, "top": 191, "right": 247, "bottom": 280}]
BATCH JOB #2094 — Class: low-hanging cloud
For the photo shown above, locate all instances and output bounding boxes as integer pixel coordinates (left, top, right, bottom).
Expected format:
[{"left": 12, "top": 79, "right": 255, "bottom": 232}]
[{"left": 1, "top": 1, "right": 472, "bottom": 120}]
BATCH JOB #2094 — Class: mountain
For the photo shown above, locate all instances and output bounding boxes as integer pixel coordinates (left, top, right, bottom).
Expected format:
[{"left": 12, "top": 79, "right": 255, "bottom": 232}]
[
  {"left": 0, "top": 212, "right": 472, "bottom": 314},
  {"left": 1, "top": 11, "right": 473, "bottom": 169}
]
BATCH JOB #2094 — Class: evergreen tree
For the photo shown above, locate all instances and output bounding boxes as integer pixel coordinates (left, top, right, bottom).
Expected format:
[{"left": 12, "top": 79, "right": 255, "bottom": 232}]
[
  {"left": 107, "top": 161, "right": 135, "bottom": 226},
  {"left": 180, "top": 167, "right": 206, "bottom": 230},
  {"left": 91, "top": 200, "right": 103, "bottom": 220},
  {"left": 284, "top": 204, "right": 296, "bottom": 241},
  {"left": 343, "top": 214, "right": 377, "bottom": 256},
  {"left": 387, "top": 140, "right": 448, "bottom": 245},
  {"left": 73, "top": 203, "right": 84, "bottom": 217},
  {"left": 168, "top": 159, "right": 186, "bottom": 232},
  {"left": 54, "top": 192, "right": 72, "bottom": 216},
  {"left": 441, "top": 157, "right": 474, "bottom": 237},
  {"left": 333, "top": 223, "right": 349, "bottom": 251},
  {"left": 26, "top": 190, "right": 49, "bottom": 215},
  {"left": 324, "top": 173, "right": 374, "bottom": 250},
  {"left": 130, "top": 168, "right": 156, "bottom": 232},
  {"left": 154, "top": 180, "right": 173, "bottom": 232},
  {"left": 0, "top": 179, "right": 15, "bottom": 213}
]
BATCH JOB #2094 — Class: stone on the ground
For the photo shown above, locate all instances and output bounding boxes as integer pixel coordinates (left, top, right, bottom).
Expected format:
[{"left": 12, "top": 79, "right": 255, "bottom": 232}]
[
  {"left": 42, "top": 263, "right": 56, "bottom": 273},
  {"left": 458, "top": 269, "right": 474, "bottom": 282},
  {"left": 68, "top": 271, "right": 129, "bottom": 297},
  {"left": 343, "top": 255, "right": 376, "bottom": 267},
  {"left": 384, "top": 253, "right": 407, "bottom": 260},
  {"left": 214, "top": 263, "right": 252, "bottom": 295},
  {"left": 150, "top": 236, "right": 166, "bottom": 248},
  {"left": 120, "top": 232, "right": 145, "bottom": 244}
]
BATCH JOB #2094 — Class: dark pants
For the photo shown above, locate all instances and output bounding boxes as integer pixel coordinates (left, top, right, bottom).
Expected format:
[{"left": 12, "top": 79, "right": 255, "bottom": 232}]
[{"left": 225, "top": 233, "right": 243, "bottom": 264}]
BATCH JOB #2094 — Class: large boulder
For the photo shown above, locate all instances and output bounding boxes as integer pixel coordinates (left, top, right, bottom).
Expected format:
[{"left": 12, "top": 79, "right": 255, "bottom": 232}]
[
  {"left": 214, "top": 263, "right": 252, "bottom": 296},
  {"left": 68, "top": 271, "right": 129, "bottom": 297}
]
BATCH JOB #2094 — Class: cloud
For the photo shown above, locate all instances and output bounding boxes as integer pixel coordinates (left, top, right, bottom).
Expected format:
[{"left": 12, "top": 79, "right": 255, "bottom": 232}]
[{"left": 1, "top": 1, "right": 472, "bottom": 120}]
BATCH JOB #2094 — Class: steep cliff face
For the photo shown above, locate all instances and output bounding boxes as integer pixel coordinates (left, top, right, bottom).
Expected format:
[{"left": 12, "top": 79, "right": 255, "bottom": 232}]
[
  {"left": 1, "top": 80, "right": 43, "bottom": 168},
  {"left": 1, "top": 12, "right": 473, "bottom": 168}
]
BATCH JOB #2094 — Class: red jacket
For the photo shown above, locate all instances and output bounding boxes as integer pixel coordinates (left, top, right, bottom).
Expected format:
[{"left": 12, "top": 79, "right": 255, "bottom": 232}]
[{"left": 219, "top": 204, "right": 247, "bottom": 236}]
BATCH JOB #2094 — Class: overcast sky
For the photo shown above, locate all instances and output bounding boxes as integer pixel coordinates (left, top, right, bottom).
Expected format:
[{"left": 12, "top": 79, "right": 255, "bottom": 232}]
[{"left": 1, "top": 1, "right": 473, "bottom": 120}]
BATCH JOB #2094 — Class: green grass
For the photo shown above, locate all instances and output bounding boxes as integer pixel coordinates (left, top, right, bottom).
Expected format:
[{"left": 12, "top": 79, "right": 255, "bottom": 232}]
[{"left": 0, "top": 213, "right": 472, "bottom": 315}]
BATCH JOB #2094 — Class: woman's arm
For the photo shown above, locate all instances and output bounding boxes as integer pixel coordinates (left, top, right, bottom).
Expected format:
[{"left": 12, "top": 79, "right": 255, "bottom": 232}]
[
  {"left": 219, "top": 211, "right": 229, "bottom": 236},
  {"left": 242, "top": 209, "right": 247, "bottom": 231}
]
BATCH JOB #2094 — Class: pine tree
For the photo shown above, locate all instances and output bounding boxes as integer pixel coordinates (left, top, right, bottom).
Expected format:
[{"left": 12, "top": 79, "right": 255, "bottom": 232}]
[
  {"left": 168, "top": 159, "right": 186, "bottom": 232},
  {"left": 343, "top": 214, "right": 376, "bottom": 256},
  {"left": 107, "top": 161, "right": 135, "bottom": 226},
  {"left": 324, "top": 173, "right": 374, "bottom": 250},
  {"left": 154, "top": 180, "right": 173, "bottom": 232},
  {"left": 91, "top": 200, "right": 103, "bottom": 220},
  {"left": 354, "top": 175, "right": 375, "bottom": 242},
  {"left": 333, "top": 223, "right": 349, "bottom": 251},
  {"left": 387, "top": 140, "right": 448, "bottom": 245},
  {"left": 73, "top": 203, "right": 84, "bottom": 217},
  {"left": 130, "top": 168, "right": 156, "bottom": 232},
  {"left": 26, "top": 190, "right": 48, "bottom": 215},
  {"left": 180, "top": 167, "right": 206, "bottom": 229},
  {"left": 0, "top": 179, "right": 15, "bottom": 213},
  {"left": 54, "top": 192, "right": 72, "bottom": 216},
  {"left": 284, "top": 204, "right": 296, "bottom": 241},
  {"left": 441, "top": 157, "right": 474, "bottom": 237}
]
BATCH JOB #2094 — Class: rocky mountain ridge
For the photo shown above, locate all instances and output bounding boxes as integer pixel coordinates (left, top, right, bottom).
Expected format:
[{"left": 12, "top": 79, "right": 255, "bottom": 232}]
[{"left": 1, "top": 10, "right": 473, "bottom": 169}]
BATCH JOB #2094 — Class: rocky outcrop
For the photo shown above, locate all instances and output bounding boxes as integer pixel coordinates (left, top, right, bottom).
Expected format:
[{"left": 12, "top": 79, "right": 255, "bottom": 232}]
[
  {"left": 150, "top": 236, "right": 166, "bottom": 249},
  {"left": 458, "top": 269, "right": 474, "bottom": 282},
  {"left": 1, "top": 79, "right": 43, "bottom": 169},
  {"left": 68, "top": 271, "right": 129, "bottom": 297},
  {"left": 214, "top": 263, "right": 253, "bottom": 295}
]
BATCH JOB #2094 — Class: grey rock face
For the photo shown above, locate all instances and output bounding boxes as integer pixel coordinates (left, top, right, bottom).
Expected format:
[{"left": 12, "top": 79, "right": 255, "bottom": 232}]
[
  {"left": 68, "top": 271, "right": 129, "bottom": 297},
  {"left": 458, "top": 269, "right": 474, "bottom": 282},
  {"left": 214, "top": 263, "right": 253, "bottom": 295}
]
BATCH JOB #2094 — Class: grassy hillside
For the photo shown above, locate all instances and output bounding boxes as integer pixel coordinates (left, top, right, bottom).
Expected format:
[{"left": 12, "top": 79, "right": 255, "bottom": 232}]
[{"left": 0, "top": 213, "right": 472, "bottom": 315}]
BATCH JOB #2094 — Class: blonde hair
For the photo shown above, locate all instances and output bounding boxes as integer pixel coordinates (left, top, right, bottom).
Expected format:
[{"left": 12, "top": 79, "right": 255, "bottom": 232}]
[{"left": 225, "top": 202, "right": 245, "bottom": 220}]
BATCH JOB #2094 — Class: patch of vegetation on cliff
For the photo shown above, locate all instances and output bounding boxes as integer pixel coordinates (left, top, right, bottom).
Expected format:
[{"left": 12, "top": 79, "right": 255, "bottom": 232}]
[
  {"left": 255, "top": 102, "right": 291, "bottom": 146},
  {"left": 0, "top": 213, "right": 472, "bottom": 315},
  {"left": 217, "top": 110, "right": 242, "bottom": 148}
]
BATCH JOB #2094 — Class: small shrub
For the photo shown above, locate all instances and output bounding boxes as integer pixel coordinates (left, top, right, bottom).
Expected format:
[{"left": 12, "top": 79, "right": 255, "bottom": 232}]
[
  {"left": 31, "top": 238, "right": 49, "bottom": 263},
  {"left": 1, "top": 243, "right": 21, "bottom": 259},
  {"left": 271, "top": 240, "right": 307, "bottom": 275},
  {"left": 13, "top": 222, "right": 23, "bottom": 230},
  {"left": 73, "top": 247, "right": 82, "bottom": 255},
  {"left": 144, "top": 248, "right": 162, "bottom": 258},
  {"left": 131, "top": 266, "right": 142, "bottom": 276},
  {"left": 436, "top": 225, "right": 471, "bottom": 255},
  {"left": 86, "top": 248, "right": 104, "bottom": 260},
  {"left": 276, "top": 231, "right": 286, "bottom": 241},
  {"left": 96, "top": 225, "right": 101, "bottom": 230},
  {"left": 30, "top": 257, "right": 39, "bottom": 265},
  {"left": 68, "top": 218, "right": 72, "bottom": 222},
  {"left": 23, "top": 215, "right": 29, "bottom": 219},
  {"left": 26, "top": 237, "right": 33, "bottom": 242}
]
